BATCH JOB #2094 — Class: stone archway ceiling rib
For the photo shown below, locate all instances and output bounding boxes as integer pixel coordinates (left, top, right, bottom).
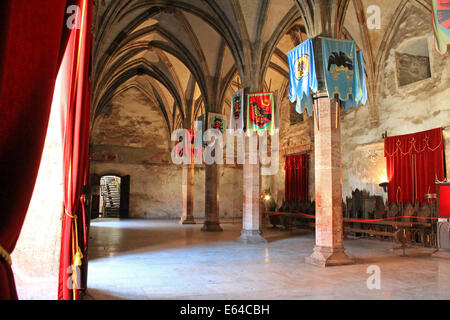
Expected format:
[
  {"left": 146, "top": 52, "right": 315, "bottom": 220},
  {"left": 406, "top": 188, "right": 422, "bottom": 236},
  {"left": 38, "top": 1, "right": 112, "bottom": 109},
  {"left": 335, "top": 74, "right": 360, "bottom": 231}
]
[
  {"left": 93, "top": 0, "right": 252, "bottom": 127},
  {"left": 93, "top": 30, "right": 210, "bottom": 125},
  {"left": 94, "top": 62, "right": 185, "bottom": 124},
  {"left": 95, "top": 0, "right": 246, "bottom": 83},
  {"left": 94, "top": 23, "right": 209, "bottom": 102},
  {"left": 93, "top": 1, "right": 312, "bottom": 133},
  {"left": 294, "top": 0, "right": 315, "bottom": 36},
  {"left": 260, "top": 7, "right": 301, "bottom": 83}
]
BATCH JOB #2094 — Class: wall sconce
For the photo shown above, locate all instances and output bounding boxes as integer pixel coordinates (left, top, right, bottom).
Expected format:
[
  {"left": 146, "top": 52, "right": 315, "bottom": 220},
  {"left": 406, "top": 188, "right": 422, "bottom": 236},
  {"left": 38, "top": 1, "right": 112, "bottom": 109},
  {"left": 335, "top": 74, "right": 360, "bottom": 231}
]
[
  {"left": 261, "top": 189, "right": 272, "bottom": 201},
  {"left": 379, "top": 182, "right": 388, "bottom": 193}
]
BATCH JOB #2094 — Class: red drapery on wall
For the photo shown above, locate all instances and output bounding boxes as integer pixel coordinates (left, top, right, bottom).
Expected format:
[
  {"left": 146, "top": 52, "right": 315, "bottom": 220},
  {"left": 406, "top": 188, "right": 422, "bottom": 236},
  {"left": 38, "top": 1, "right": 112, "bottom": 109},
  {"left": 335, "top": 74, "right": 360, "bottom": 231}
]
[
  {"left": 384, "top": 127, "right": 445, "bottom": 204},
  {"left": 0, "top": 0, "right": 68, "bottom": 300},
  {"left": 58, "top": 0, "right": 92, "bottom": 300},
  {"left": 285, "top": 154, "right": 309, "bottom": 202}
]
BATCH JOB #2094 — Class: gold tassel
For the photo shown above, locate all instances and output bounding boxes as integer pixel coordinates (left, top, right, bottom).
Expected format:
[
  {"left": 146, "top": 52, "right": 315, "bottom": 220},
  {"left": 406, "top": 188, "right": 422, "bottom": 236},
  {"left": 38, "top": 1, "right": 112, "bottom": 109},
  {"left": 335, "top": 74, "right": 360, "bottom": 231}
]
[
  {"left": 74, "top": 248, "right": 83, "bottom": 267},
  {"left": 0, "top": 245, "right": 12, "bottom": 266}
]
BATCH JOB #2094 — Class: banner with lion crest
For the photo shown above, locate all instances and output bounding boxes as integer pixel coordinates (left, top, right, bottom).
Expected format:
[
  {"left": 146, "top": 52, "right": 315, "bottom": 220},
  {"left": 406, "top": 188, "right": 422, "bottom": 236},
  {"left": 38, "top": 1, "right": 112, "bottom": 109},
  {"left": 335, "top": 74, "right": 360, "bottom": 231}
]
[
  {"left": 287, "top": 37, "right": 317, "bottom": 115},
  {"left": 246, "top": 92, "right": 275, "bottom": 136}
]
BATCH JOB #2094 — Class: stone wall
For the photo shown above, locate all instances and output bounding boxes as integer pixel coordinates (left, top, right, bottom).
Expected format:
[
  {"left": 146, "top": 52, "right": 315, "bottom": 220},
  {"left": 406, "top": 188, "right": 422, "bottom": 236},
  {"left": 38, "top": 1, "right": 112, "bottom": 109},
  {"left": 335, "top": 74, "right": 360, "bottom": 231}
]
[
  {"left": 90, "top": 161, "right": 243, "bottom": 219},
  {"left": 91, "top": 87, "right": 243, "bottom": 219},
  {"left": 92, "top": 7, "right": 450, "bottom": 214},
  {"left": 341, "top": 7, "right": 450, "bottom": 201},
  {"left": 264, "top": 7, "right": 450, "bottom": 207}
]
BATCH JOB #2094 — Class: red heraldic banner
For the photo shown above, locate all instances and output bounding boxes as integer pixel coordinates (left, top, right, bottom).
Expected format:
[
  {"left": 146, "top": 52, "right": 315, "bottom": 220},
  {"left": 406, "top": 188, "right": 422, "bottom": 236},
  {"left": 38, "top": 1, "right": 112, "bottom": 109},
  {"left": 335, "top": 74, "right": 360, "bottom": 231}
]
[{"left": 247, "top": 92, "right": 275, "bottom": 136}]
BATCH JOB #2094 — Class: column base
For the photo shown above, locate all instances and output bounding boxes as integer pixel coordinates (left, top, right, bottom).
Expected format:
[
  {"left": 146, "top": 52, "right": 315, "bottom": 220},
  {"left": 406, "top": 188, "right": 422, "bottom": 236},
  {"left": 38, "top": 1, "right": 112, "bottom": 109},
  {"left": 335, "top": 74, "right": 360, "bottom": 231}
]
[
  {"left": 201, "top": 221, "right": 223, "bottom": 232},
  {"left": 432, "top": 250, "right": 450, "bottom": 259},
  {"left": 180, "top": 217, "right": 196, "bottom": 225},
  {"left": 306, "top": 246, "right": 354, "bottom": 267},
  {"left": 237, "top": 230, "right": 267, "bottom": 244}
]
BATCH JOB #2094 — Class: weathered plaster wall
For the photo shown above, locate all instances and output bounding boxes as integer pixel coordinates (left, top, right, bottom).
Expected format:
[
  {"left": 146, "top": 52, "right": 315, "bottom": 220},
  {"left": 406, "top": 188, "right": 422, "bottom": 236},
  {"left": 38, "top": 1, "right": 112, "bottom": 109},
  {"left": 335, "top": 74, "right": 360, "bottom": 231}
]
[
  {"left": 90, "top": 161, "right": 242, "bottom": 219},
  {"left": 91, "top": 87, "right": 243, "bottom": 219},
  {"left": 264, "top": 6, "right": 450, "bottom": 207},
  {"left": 341, "top": 7, "right": 450, "bottom": 201}
]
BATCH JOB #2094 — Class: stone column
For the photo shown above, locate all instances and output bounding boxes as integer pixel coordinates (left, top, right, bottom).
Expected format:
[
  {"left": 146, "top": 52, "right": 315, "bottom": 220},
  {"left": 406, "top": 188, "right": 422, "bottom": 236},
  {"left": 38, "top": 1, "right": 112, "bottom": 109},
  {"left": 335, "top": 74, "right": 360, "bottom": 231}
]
[
  {"left": 202, "top": 163, "right": 223, "bottom": 231},
  {"left": 180, "top": 163, "right": 195, "bottom": 224},
  {"left": 238, "top": 134, "right": 267, "bottom": 243},
  {"left": 306, "top": 97, "right": 353, "bottom": 266}
]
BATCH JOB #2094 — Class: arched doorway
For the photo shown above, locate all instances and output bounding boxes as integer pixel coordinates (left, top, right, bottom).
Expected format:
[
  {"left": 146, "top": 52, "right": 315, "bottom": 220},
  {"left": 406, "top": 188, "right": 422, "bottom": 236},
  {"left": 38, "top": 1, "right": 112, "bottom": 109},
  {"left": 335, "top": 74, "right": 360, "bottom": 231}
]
[
  {"left": 100, "top": 175, "right": 121, "bottom": 218},
  {"left": 91, "top": 174, "right": 130, "bottom": 219}
]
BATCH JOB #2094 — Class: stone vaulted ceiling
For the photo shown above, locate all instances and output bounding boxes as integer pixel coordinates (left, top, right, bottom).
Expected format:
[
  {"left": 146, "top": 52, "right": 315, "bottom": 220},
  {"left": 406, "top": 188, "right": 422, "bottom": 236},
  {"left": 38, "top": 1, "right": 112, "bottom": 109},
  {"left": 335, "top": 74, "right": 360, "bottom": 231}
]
[{"left": 91, "top": 0, "right": 432, "bottom": 138}]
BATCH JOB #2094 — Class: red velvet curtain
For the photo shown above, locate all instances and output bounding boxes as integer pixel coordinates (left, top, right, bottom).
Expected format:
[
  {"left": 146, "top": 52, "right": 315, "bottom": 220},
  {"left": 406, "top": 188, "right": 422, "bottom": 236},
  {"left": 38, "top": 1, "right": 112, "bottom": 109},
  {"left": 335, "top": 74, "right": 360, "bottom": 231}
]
[
  {"left": 0, "top": 0, "right": 69, "bottom": 300},
  {"left": 58, "top": 0, "right": 92, "bottom": 300},
  {"left": 385, "top": 128, "right": 445, "bottom": 204},
  {"left": 285, "top": 154, "right": 309, "bottom": 202}
]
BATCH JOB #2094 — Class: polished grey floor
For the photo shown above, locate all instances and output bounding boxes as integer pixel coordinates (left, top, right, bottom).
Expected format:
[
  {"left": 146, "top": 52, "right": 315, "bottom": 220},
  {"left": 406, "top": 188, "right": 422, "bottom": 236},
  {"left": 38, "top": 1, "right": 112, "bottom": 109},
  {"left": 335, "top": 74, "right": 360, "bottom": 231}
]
[{"left": 85, "top": 219, "right": 450, "bottom": 300}]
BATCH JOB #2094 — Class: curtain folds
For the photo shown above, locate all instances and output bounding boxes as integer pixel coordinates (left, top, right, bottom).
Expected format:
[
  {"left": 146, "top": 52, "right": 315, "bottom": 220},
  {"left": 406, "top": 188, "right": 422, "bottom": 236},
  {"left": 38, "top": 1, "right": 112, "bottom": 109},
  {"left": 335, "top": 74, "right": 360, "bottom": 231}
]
[
  {"left": 384, "top": 128, "right": 445, "bottom": 204},
  {"left": 57, "top": 0, "right": 92, "bottom": 300},
  {"left": 0, "top": 0, "right": 68, "bottom": 300},
  {"left": 285, "top": 154, "right": 309, "bottom": 202}
]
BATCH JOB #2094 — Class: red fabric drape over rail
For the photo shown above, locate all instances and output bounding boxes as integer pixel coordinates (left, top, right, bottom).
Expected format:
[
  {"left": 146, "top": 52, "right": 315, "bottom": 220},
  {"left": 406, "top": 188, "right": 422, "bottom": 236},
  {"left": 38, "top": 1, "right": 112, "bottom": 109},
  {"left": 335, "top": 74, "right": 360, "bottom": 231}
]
[
  {"left": 384, "top": 128, "right": 445, "bottom": 204},
  {"left": 0, "top": 0, "right": 69, "bottom": 300},
  {"left": 58, "top": 0, "right": 92, "bottom": 300},
  {"left": 285, "top": 154, "right": 309, "bottom": 202}
]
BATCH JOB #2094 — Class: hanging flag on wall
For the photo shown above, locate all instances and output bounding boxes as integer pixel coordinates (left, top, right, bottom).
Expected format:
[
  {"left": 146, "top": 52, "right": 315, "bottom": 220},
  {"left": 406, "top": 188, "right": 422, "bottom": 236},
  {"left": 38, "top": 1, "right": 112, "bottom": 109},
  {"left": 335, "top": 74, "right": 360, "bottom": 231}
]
[
  {"left": 287, "top": 37, "right": 318, "bottom": 116},
  {"left": 208, "top": 112, "right": 226, "bottom": 135},
  {"left": 322, "top": 38, "right": 362, "bottom": 102},
  {"left": 175, "top": 129, "right": 195, "bottom": 158},
  {"left": 432, "top": 0, "right": 450, "bottom": 55},
  {"left": 296, "top": 93, "right": 314, "bottom": 116},
  {"left": 229, "top": 89, "right": 244, "bottom": 130},
  {"left": 341, "top": 50, "right": 367, "bottom": 110},
  {"left": 246, "top": 92, "right": 275, "bottom": 136},
  {"left": 194, "top": 114, "right": 204, "bottom": 148}
]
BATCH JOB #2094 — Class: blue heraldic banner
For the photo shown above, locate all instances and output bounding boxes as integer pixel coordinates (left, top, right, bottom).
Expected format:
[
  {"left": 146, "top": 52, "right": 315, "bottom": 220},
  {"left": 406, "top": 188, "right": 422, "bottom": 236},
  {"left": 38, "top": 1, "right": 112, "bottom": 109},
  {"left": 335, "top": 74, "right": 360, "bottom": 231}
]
[
  {"left": 342, "top": 50, "right": 368, "bottom": 110},
  {"left": 296, "top": 93, "right": 314, "bottom": 116},
  {"left": 288, "top": 38, "right": 317, "bottom": 115},
  {"left": 322, "top": 38, "right": 362, "bottom": 103}
]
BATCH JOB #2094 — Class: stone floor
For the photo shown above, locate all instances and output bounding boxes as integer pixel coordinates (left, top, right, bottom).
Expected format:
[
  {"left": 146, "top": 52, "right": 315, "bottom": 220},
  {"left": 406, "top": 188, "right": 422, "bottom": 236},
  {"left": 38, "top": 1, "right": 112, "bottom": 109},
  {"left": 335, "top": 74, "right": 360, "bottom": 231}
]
[{"left": 85, "top": 219, "right": 450, "bottom": 300}]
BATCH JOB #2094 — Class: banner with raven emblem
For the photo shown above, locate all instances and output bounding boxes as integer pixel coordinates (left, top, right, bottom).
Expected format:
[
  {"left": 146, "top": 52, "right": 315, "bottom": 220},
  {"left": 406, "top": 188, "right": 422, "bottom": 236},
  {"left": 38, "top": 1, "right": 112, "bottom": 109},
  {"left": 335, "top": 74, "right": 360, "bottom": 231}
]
[
  {"left": 246, "top": 92, "right": 275, "bottom": 136},
  {"left": 433, "top": 0, "right": 450, "bottom": 55},
  {"left": 322, "top": 38, "right": 362, "bottom": 102},
  {"left": 287, "top": 37, "right": 318, "bottom": 116},
  {"left": 229, "top": 89, "right": 244, "bottom": 130}
]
